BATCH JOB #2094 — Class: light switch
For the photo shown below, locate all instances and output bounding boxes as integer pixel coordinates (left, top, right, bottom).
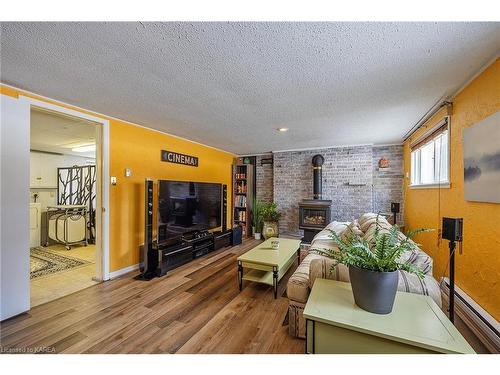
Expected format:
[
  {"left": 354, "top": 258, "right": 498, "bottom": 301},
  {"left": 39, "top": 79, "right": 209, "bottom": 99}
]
[
  {"left": 111, "top": 176, "right": 117, "bottom": 185},
  {"left": 125, "top": 168, "right": 132, "bottom": 177}
]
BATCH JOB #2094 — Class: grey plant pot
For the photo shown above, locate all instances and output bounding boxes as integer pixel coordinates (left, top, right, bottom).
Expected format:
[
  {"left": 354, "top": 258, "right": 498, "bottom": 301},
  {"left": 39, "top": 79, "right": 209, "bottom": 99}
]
[{"left": 348, "top": 266, "right": 398, "bottom": 314}]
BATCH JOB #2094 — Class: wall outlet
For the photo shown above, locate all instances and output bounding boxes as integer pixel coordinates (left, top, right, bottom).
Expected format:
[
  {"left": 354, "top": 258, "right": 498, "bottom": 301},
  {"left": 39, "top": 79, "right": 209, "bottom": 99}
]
[
  {"left": 111, "top": 176, "right": 117, "bottom": 185},
  {"left": 125, "top": 168, "right": 132, "bottom": 177}
]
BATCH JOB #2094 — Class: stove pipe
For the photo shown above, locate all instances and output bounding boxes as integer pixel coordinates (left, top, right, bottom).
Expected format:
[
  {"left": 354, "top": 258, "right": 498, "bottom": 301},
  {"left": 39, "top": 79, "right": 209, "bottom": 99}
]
[{"left": 312, "top": 154, "right": 324, "bottom": 199}]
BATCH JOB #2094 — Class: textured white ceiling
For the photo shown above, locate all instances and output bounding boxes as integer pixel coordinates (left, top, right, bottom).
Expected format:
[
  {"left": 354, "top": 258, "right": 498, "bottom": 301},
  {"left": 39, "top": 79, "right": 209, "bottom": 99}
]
[
  {"left": 1, "top": 22, "right": 499, "bottom": 154},
  {"left": 31, "top": 109, "right": 97, "bottom": 158}
]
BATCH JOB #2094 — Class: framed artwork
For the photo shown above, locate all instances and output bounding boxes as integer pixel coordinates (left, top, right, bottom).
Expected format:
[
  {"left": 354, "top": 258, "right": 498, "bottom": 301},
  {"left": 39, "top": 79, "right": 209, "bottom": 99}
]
[{"left": 463, "top": 111, "right": 500, "bottom": 203}]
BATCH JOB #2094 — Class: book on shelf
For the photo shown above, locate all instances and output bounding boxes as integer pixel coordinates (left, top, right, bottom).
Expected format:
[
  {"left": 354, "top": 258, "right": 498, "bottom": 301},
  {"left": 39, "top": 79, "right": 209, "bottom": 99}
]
[
  {"left": 235, "top": 181, "right": 247, "bottom": 194},
  {"left": 235, "top": 195, "right": 247, "bottom": 208},
  {"left": 236, "top": 210, "right": 246, "bottom": 222}
]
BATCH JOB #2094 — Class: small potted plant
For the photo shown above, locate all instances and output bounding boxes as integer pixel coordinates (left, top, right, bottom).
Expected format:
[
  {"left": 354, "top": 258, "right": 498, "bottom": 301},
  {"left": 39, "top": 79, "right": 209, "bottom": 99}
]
[
  {"left": 314, "top": 216, "right": 432, "bottom": 314},
  {"left": 252, "top": 199, "right": 264, "bottom": 240},
  {"left": 261, "top": 202, "right": 282, "bottom": 240}
]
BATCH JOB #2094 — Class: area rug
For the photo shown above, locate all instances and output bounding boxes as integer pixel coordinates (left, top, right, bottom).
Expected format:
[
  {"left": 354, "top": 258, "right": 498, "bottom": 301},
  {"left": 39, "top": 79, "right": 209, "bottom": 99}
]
[{"left": 30, "top": 247, "right": 91, "bottom": 280}]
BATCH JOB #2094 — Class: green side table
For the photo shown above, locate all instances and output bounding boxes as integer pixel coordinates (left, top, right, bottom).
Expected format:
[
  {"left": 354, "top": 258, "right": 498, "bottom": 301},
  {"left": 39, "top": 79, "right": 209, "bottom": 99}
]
[{"left": 304, "top": 279, "right": 475, "bottom": 354}]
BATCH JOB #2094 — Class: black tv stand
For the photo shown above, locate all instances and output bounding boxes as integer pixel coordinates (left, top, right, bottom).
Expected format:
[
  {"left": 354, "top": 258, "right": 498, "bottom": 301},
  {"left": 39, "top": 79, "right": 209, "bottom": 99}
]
[
  {"left": 183, "top": 231, "right": 214, "bottom": 259},
  {"left": 141, "top": 229, "right": 233, "bottom": 279},
  {"left": 157, "top": 241, "right": 193, "bottom": 276},
  {"left": 194, "top": 236, "right": 214, "bottom": 259},
  {"left": 182, "top": 230, "right": 212, "bottom": 242}
]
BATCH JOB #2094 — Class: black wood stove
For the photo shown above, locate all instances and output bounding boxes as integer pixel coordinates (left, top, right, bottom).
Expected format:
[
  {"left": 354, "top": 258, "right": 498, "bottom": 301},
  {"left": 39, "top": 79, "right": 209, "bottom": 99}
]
[{"left": 299, "top": 154, "right": 332, "bottom": 243}]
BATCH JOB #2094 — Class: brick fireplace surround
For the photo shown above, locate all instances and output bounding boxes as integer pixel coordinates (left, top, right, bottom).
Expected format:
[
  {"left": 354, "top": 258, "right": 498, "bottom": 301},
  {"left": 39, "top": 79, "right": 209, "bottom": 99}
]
[{"left": 255, "top": 144, "right": 403, "bottom": 236}]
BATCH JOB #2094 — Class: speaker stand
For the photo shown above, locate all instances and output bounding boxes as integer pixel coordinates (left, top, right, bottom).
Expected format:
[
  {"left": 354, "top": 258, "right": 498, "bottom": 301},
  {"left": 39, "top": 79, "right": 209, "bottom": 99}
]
[{"left": 448, "top": 240, "right": 456, "bottom": 324}]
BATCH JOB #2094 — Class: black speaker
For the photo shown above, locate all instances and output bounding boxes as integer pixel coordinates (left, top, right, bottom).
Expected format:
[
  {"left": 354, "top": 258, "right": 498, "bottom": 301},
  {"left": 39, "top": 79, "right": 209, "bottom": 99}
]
[
  {"left": 222, "top": 184, "right": 227, "bottom": 231},
  {"left": 442, "top": 217, "right": 463, "bottom": 242},
  {"left": 391, "top": 202, "right": 400, "bottom": 214},
  {"left": 142, "top": 178, "right": 157, "bottom": 278},
  {"left": 390, "top": 202, "right": 400, "bottom": 225},
  {"left": 232, "top": 226, "right": 242, "bottom": 246}
]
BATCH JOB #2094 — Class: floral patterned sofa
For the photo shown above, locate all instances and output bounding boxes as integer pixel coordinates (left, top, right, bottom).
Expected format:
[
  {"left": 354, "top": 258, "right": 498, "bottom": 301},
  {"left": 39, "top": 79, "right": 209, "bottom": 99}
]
[{"left": 286, "top": 213, "right": 442, "bottom": 338}]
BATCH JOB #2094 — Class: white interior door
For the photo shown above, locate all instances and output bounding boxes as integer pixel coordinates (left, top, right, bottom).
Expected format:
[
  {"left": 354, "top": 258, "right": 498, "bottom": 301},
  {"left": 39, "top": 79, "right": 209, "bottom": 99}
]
[{"left": 1, "top": 94, "right": 30, "bottom": 321}]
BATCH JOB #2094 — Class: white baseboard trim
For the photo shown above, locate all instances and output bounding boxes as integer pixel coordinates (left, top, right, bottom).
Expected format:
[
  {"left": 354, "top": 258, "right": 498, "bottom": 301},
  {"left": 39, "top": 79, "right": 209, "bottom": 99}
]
[
  {"left": 109, "top": 263, "right": 140, "bottom": 279},
  {"left": 441, "top": 277, "right": 500, "bottom": 353}
]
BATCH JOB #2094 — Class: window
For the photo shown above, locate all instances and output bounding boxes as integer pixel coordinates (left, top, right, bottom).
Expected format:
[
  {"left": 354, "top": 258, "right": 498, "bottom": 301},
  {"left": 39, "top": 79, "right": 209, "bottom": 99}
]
[{"left": 410, "top": 120, "right": 449, "bottom": 187}]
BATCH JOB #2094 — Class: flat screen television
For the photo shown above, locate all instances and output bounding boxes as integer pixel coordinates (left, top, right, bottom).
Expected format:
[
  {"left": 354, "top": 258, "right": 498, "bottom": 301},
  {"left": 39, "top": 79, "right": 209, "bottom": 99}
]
[{"left": 157, "top": 180, "right": 222, "bottom": 244}]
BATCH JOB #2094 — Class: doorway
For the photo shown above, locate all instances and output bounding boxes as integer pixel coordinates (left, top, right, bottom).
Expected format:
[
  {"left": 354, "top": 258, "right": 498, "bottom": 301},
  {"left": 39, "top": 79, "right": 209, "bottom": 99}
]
[{"left": 29, "top": 107, "right": 104, "bottom": 306}]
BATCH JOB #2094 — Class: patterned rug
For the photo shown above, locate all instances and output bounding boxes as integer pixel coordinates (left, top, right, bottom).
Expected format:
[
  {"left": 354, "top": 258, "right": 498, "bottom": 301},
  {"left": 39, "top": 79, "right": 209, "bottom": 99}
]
[{"left": 30, "top": 247, "right": 91, "bottom": 280}]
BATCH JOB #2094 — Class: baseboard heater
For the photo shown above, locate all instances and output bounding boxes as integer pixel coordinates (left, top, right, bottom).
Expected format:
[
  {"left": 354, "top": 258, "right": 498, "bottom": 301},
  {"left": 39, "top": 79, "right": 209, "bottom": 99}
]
[{"left": 440, "top": 277, "right": 500, "bottom": 353}]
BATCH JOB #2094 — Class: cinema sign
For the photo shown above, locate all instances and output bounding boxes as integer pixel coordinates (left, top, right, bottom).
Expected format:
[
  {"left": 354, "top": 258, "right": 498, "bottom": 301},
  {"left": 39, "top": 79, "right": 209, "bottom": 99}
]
[{"left": 161, "top": 150, "right": 199, "bottom": 167}]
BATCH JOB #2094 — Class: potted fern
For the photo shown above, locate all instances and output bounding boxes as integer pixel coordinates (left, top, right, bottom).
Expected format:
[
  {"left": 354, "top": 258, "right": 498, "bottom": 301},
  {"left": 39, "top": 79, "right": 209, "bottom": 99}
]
[
  {"left": 252, "top": 199, "right": 265, "bottom": 240},
  {"left": 314, "top": 216, "right": 432, "bottom": 314}
]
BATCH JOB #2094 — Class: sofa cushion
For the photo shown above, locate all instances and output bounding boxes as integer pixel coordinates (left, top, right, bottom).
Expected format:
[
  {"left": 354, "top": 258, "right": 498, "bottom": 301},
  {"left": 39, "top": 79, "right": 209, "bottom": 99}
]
[
  {"left": 310, "top": 221, "right": 348, "bottom": 250},
  {"left": 324, "top": 221, "right": 350, "bottom": 233},
  {"left": 309, "top": 256, "right": 337, "bottom": 287},
  {"left": 341, "top": 220, "right": 363, "bottom": 241},
  {"left": 403, "top": 247, "right": 433, "bottom": 275},
  {"left": 361, "top": 215, "right": 393, "bottom": 244},
  {"left": 398, "top": 270, "right": 442, "bottom": 307},
  {"left": 360, "top": 213, "right": 425, "bottom": 266},
  {"left": 286, "top": 252, "right": 325, "bottom": 304},
  {"left": 358, "top": 212, "right": 383, "bottom": 232}
]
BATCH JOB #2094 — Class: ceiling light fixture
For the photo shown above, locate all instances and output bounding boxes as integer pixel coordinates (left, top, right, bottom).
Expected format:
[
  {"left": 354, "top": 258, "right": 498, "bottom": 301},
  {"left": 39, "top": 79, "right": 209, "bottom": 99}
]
[
  {"left": 277, "top": 127, "right": 289, "bottom": 132},
  {"left": 72, "top": 144, "right": 96, "bottom": 153}
]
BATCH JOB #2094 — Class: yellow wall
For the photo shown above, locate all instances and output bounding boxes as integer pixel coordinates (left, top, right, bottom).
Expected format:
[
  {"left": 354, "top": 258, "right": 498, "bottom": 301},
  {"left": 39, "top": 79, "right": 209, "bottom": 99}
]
[
  {"left": 403, "top": 59, "right": 500, "bottom": 320},
  {"left": 1, "top": 84, "right": 235, "bottom": 272},
  {"left": 109, "top": 121, "right": 234, "bottom": 271}
]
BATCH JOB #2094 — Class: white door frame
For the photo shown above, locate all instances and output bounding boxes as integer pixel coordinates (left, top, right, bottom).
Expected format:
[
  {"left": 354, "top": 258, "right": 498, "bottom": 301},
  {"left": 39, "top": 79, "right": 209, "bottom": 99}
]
[{"left": 19, "top": 95, "right": 111, "bottom": 281}]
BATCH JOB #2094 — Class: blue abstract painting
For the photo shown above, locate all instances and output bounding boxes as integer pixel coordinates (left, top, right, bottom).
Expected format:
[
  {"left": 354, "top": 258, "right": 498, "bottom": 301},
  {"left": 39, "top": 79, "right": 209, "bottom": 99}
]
[{"left": 463, "top": 111, "right": 500, "bottom": 203}]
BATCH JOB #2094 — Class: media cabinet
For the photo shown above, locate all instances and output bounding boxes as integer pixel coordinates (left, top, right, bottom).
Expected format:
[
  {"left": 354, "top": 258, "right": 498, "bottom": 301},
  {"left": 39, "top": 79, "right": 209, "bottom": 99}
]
[{"left": 142, "top": 229, "right": 234, "bottom": 279}]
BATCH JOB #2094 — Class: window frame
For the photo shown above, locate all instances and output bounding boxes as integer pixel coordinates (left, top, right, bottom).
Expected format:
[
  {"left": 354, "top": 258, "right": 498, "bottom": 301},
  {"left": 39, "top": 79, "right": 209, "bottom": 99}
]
[{"left": 409, "top": 118, "right": 451, "bottom": 189}]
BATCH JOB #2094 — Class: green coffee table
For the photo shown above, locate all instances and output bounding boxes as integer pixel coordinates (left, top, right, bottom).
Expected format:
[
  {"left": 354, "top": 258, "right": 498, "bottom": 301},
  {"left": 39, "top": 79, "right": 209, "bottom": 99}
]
[
  {"left": 304, "top": 279, "right": 475, "bottom": 354},
  {"left": 237, "top": 237, "right": 301, "bottom": 299}
]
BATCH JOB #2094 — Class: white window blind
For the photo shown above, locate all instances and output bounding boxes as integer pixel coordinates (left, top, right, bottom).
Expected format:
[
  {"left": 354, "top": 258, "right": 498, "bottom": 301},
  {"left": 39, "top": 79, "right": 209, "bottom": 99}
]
[{"left": 410, "top": 118, "right": 450, "bottom": 187}]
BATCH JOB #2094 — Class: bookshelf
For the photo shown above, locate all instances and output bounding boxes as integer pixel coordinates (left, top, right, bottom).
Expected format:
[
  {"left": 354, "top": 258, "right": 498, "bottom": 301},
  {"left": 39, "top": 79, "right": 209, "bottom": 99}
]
[{"left": 232, "top": 163, "right": 254, "bottom": 238}]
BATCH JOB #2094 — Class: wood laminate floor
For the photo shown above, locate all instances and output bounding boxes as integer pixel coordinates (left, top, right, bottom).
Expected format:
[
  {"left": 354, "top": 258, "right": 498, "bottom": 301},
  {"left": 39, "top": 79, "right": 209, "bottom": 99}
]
[{"left": 1, "top": 239, "right": 305, "bottom": 354}]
